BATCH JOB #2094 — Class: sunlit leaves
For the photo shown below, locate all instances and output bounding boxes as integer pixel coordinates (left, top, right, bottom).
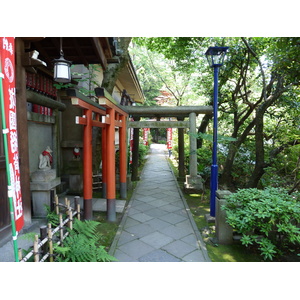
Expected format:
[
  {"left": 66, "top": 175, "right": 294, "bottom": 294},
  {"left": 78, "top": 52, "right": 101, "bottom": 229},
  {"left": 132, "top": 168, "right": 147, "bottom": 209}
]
[{"left": 223, "top": 187, "right": 300, "bottom": 260}]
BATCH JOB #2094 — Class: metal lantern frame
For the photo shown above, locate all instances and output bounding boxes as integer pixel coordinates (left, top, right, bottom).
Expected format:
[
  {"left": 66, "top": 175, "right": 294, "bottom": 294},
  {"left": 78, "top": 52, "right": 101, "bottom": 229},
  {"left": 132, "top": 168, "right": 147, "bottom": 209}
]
[
  {"left": 53, "top": 37, "right": 72, "bottom": 83},
  {"left": 205, "top": 46, "right": 229, "bottom": 67}
]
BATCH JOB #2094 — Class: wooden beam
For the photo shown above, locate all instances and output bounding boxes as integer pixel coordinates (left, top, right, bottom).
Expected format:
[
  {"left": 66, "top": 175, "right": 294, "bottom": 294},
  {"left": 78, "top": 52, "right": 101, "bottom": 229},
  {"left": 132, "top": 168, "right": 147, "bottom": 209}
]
[
  {"left": 95, "top": 87, "right": 117, "bottom": 104},
  {"left": 129, "top": 120, "right": 189, "bottom": 129},
  {"left": 114, "top": 120, "right": 123, "bottom": 127},
  {"left": 99, "top": 99, "right": 128, "bottom": 117},
  {"left": 67, "top": 88, "right": 106, "bottom": 115},
  {"left": 92, "top": 38, "right": 108, "bottom": 70},
  {"left": 26, "top": 90, "right": 66, "bottom": 111},
  {"left": 123, "top": 105, "right": 213, "bottom": 118},
  {"left": 71, "top": 97, "right": 106, "bottom": 115},
  {"left": 92, "top": 120, "right": 105, "bottom": 128},
  {"left": 71, "top": 38, "right": 89, "bottom": 67},
  {"left": 75, "top": 116, "right": 87, "bottom": 126}
]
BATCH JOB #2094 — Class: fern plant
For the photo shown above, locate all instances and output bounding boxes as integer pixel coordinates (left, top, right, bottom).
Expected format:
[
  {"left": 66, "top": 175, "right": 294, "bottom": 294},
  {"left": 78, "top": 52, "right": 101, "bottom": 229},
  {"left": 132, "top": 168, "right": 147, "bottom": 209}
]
[
  {"left": 44, "top": 205, "right": 60, "bottom": 227},
  {"left": 54, "top": 219, "right": 117, "bottom": 262}
]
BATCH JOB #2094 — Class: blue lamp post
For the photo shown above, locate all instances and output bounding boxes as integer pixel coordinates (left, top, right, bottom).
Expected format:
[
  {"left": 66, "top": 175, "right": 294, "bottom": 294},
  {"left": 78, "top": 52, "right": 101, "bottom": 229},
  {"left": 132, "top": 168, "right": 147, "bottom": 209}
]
[{"left": 205, "top": 46, "right": 229, "bottom": 217}]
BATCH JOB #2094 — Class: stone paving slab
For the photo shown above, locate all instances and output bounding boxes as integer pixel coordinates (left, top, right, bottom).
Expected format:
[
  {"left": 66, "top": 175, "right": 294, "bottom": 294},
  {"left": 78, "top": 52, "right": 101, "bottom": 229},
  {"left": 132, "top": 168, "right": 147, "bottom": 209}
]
[{"left": 109, "top": 144, "right": 210, "bottom": 262}]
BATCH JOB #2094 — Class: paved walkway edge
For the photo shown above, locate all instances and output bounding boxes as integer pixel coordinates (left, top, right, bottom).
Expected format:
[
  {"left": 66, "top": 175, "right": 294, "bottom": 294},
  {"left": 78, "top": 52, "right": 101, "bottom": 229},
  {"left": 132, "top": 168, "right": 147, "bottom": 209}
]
[
  {"left": 108, "top": 171, "right": 143, "bottom": 258},
  {"left": 166, "top": 158, "right": 211, "bottom": 262},
  {"left": 109, "top": 152, "right": 211, "bottom": 262}
]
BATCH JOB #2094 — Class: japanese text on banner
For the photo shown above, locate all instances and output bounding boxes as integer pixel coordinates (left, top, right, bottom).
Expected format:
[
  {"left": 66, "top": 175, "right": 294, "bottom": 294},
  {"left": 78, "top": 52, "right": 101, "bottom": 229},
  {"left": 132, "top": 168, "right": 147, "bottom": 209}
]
[{"left": 1, "top": 37, "right": 24, "bottom": 232}]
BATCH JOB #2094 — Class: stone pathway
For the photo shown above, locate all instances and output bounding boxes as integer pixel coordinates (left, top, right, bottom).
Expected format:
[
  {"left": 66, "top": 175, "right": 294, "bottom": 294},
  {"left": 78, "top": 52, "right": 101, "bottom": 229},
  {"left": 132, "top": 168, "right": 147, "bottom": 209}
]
[{"left": 109, "top": 144, "right": 210, "bottom": 262}]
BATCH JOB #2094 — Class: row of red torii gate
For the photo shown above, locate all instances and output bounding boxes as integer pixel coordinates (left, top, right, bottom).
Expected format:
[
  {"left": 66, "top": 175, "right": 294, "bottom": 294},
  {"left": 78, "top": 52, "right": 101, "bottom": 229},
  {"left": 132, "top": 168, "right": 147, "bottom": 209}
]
[{"left": 68, "top": 88, "right": 213, "bottom": 222}]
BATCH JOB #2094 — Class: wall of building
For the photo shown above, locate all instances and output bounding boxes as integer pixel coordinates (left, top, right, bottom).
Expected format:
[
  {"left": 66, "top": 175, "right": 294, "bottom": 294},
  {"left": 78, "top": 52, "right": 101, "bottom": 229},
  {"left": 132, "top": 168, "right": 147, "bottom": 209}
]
[{"left": 28, "top": 122, "right": 53, "bottom": 174}]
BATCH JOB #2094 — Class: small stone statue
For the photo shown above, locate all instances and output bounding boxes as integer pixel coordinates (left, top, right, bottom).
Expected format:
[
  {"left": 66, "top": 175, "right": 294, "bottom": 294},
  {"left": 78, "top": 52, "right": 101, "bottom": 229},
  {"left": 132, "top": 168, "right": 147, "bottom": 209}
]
[
  {"left": 39, "top": 146, "right": 53, "bottom": 170},
  {"left": 73, "top": 146, "right": 80, "bottom": 159}
]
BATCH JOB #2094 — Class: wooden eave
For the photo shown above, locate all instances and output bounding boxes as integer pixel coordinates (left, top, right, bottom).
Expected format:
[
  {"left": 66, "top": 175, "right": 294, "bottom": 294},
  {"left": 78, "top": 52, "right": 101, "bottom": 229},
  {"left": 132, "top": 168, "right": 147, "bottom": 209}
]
[
  {"left": 117, "top": 57, "right": 145, "bottom": 104},
  {"left": 24, "top": 37, "right": 114, "bottom": 70}
]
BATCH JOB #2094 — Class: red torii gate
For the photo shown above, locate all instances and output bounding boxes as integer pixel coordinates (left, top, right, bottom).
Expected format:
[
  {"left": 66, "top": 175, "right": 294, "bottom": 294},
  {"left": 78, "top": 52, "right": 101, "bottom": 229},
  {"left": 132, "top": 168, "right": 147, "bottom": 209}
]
[{"left": 67, "top": 89, "right": 128, "bottom": 222}]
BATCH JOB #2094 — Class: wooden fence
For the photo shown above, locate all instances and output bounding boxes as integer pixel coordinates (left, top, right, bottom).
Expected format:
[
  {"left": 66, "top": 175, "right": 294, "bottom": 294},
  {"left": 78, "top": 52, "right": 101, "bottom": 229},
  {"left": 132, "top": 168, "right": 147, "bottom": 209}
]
[{"left": 19, "top": 195, "right": 81, "bottom": 262}]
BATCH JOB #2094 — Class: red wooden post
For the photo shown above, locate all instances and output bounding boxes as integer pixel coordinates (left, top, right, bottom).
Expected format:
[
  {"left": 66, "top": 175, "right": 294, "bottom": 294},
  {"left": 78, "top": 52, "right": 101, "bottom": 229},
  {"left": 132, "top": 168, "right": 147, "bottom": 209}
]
[
  {"left": 106, "top": 107, "right": 116, "bottom": 222},
  {"left": 101, "top": 125, "right": 107, "bottom": 199},
  {"left": 119, "top": 114, "right": 127, "bottom": 199},
  {"left": 83, "top": 109, "right": 93, "bottom": 220}
]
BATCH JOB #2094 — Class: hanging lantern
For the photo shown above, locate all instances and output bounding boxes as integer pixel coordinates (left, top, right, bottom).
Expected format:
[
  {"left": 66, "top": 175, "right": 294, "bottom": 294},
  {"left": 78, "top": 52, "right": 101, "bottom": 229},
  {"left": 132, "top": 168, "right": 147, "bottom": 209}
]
[{"left": 53, "top": 37, "right": 72, "bottom": 83}]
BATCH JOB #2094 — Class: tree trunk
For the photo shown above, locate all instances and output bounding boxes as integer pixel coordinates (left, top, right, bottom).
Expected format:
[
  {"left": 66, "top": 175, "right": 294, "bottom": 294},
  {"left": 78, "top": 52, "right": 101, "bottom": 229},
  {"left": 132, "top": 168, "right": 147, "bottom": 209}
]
[
  {"left": 219, "top": 118, "right": 256, "bottom": 188},
  {"left": 246, "top": 111, "right": 265, "bottom": 188},
  {"left": 101, "top": 37, "right": 132, "bottom": 94},
  {"left": 197, "top": 114, "right": 212, "bottom": 148}
]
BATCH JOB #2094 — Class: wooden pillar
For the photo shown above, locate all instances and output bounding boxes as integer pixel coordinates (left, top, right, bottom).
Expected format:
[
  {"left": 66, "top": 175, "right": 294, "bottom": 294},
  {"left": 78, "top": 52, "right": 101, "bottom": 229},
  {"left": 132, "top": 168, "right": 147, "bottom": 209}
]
[
  {"left": 101, "top": 125, "right": 107, "bottom": 198},
  {"left": 106, "top": 108, "right": 116, "bottom": 222},
  {"left": 83, "top": 109, "right": 93, "bottom": 220},
  {"left": 177, "top": 117, "right": 185, "bottom": 181},
  {"left": 131, "top": 117, "right": 140, "bottom": 181},
  {"left": 119, "top": 114, "right": 127, "bottom": 199},
  {"left": 15, "top": 38, "right": 31, "bottom": 224}
]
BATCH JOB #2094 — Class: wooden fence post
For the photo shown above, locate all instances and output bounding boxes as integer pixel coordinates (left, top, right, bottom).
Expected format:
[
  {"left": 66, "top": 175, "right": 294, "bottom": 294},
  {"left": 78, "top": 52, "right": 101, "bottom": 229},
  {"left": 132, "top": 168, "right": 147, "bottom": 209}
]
[
  {"left": 18, "top": 248, "right": 23, "bottom": 261},
  {"left": 77, "top": 204, "right": 81, "bottom": 220},
  {"left": 48, "top": 223, "right": 53, "bottom": 262},
  {"left": 74, "top": 196, "right": 79, "bottom": 209},
  {"left": 59, "top": 213, "right": 64, "bottom": 245},
  {"left": 64, "top": 197, "right": 68, "bottom": 210},
  {"left": 34, "top": 235, "right": 39, "bottom": 262},
  {"left": 55, "top": 194, "right": 59, "bottom": 215},
  {"left": 68, "top": 199, "right": 73, "bottom": 230},
  {"left": 40, "top": 225, "right": 48, "bottom": 258}
]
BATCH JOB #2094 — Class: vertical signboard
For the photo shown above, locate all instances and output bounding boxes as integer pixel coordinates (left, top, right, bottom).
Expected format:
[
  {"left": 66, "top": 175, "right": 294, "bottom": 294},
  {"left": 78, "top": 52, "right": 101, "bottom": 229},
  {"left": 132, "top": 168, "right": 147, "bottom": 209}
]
[
  {"left": 143, "top": 128, "right": 149, "bottom": 146},
  {"left": 167, "top": 128, "right": 173, "bottom": 150},
  {"left": 0, "top": 37, "right": 24, "bottom": 232}
]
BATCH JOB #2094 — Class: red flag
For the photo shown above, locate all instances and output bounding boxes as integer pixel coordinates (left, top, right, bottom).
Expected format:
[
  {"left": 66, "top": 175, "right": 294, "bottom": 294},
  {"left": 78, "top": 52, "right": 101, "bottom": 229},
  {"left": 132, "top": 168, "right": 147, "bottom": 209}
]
[{"left": 0, "top": 37, "right": 24, "bottom": 232}]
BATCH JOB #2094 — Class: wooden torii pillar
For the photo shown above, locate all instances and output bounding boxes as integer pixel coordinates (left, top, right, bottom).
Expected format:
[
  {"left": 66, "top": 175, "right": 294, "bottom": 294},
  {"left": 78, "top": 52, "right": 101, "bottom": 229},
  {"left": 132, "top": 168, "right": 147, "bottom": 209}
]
[
  {"left": 67, "top": 89, "right": 106, "bottom": 220},
  {"left": 95, "top": 88, "right": 128, "bottom": 222},
  {"left": 69, "top": 88, "right": 128, "bottom": 222}
]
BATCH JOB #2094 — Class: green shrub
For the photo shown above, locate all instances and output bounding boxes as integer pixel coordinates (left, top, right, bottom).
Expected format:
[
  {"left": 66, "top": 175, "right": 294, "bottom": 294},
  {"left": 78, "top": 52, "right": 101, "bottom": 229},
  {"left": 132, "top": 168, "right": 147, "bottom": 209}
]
[
  {"left": 138, "top": 143, "right": 149, "bottom": 165},
  {"left": 222, "top": 187, "right": 300, "bottom": 261}
]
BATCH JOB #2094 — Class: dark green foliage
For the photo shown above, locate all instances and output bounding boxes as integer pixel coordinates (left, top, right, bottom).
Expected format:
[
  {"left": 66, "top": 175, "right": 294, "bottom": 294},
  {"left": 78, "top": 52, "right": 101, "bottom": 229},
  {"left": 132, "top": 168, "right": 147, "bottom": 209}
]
[
  {"left": 54, "top": 219, "right": 117, "bottom": 262},
  {"left": 44, "top": 205, "right": 60, "bottom": 227},
  {"left": 138, "top": 144, "right": 149, "bottom": 166},
  {"left": 222, "top": 187, "right": 300, "bottom": 260}
]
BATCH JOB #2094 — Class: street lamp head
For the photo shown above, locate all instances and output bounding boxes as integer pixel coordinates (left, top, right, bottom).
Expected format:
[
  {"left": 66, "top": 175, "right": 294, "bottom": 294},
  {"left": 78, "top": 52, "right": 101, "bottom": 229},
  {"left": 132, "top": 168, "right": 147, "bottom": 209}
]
[{"left": 205, "top": 46, "right": 229, "bottom": 68}]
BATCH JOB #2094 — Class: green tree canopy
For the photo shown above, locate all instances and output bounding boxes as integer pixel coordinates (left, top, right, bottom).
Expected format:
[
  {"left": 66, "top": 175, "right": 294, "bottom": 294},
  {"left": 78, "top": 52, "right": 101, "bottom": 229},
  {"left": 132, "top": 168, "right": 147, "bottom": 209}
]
[{"left": 131, "top": 37, "right": 300, "bottom": 191}]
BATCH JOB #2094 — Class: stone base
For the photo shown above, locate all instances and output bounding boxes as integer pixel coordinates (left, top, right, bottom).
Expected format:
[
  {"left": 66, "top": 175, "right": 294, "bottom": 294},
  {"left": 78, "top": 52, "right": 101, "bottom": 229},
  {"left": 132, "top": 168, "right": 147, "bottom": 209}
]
[
  {"left": 215, "top": 190, "right": 233, "bottom": 245},
  {"left": 30, "top": 177, "right": 61, "bottom": 191},
  {"left": 31, "top": 190, "right": 52, "bottom": 217},
  {"left": 184, "top": 175, "right": 204, "bottom": 193},
  {"left": 205, "top": 213, "right": 215, "bottom": 223},
  {"left": 69, "top": 175, "right": 83, "bottom": 194},
  {"left": 30, "top": 169, "right": 56, "bottom": 182},
  {"left": 30, "top": 170, "right": 61, "bottom": 217}
]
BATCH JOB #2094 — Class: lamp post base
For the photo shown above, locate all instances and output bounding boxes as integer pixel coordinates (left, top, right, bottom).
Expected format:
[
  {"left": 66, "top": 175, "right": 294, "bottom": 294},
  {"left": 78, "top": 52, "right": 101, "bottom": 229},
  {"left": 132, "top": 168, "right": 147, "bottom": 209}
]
[{"left": 210, "top": 164, "right": 218, "bottom": 217}]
